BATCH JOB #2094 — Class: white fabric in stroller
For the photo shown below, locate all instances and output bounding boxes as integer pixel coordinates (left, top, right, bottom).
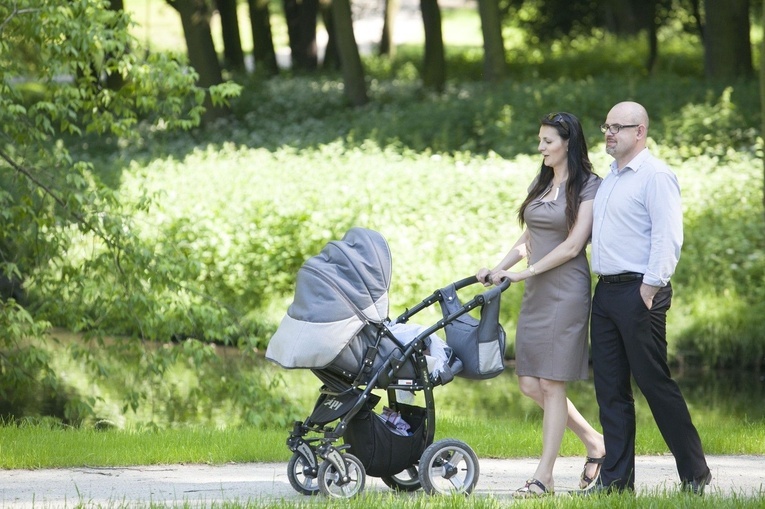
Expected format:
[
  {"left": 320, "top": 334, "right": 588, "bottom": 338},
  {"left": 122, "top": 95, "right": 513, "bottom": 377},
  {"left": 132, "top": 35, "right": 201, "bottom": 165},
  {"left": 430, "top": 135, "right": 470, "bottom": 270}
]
[{"left": 387, "top": 322, "right": 449, "bottom": 379}]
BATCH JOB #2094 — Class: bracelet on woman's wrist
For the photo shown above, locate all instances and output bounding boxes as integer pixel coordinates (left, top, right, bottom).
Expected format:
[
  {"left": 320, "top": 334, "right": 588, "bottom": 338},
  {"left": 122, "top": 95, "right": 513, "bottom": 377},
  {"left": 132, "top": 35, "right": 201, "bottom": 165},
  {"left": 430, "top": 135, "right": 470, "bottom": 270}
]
[{"left": 528, "top": 264, "right": 536, "bottom": 276}]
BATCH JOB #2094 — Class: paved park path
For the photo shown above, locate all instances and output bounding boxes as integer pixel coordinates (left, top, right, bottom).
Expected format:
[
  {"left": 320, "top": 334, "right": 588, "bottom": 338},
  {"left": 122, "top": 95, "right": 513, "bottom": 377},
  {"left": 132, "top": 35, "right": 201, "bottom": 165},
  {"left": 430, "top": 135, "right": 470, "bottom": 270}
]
[{"left": 1, "top": 455, "right": 762, "bottom": 507}]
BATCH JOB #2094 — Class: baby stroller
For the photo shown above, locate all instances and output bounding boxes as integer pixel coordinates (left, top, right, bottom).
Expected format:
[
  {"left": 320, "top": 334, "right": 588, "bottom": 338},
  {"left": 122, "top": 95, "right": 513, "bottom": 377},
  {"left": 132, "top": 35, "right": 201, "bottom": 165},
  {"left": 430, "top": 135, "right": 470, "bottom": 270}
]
[{"left": 266, "top": 228, "right": 510, "bottom": 498}]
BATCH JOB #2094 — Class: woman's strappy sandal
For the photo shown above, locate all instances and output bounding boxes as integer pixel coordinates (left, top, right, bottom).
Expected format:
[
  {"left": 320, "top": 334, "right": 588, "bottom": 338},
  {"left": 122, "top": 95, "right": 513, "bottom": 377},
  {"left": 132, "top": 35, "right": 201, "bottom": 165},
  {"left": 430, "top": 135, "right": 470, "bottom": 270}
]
[
  {"left": 579, "top": 455, "right": 606, "bottom": 489},
  {"left": 514, "top": 478, "right": 553, "bottom": 497}
]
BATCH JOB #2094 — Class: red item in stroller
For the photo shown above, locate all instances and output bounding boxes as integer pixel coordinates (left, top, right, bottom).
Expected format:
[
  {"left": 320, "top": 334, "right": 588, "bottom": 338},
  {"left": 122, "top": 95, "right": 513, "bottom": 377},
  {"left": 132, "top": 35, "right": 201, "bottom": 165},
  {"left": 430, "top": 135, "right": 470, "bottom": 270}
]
[{"left": 266, "top": 228, "right": 510, "bottom": 498}]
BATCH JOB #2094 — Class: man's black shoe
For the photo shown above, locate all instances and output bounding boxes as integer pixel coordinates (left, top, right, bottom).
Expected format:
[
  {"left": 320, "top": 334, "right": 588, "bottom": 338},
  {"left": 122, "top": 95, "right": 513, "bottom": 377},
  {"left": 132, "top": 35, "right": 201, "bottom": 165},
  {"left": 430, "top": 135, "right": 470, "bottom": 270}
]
[
  {"left": 681, "top": 469, "right": 712, "bottom": 495},
  {"left": 571, "top": 482, "right": 629, "bottom": 497}
]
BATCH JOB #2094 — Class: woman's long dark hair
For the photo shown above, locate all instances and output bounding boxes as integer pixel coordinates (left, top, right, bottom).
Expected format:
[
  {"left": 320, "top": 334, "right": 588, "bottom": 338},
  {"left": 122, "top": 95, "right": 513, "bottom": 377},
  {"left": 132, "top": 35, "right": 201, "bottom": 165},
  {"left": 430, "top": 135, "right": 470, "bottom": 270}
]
[{"left": 517, "top": 112, "right": 594, "bottom": 232}]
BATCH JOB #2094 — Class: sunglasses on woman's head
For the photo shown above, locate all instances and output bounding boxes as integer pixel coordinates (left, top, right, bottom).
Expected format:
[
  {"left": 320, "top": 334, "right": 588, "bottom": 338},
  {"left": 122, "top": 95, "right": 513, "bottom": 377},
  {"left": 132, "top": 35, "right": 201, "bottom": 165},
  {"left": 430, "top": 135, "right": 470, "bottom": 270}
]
[{"left": 544, "top": 112, "right": 569, "bottom": 133}]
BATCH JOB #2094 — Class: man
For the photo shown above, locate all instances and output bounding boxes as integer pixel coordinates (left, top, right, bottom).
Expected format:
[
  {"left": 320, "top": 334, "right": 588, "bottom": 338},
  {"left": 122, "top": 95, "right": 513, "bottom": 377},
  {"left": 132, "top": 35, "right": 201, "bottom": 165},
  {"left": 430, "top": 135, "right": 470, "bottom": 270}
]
[{"left": 589, "top": 101, "right": 712, "bottom": 494}]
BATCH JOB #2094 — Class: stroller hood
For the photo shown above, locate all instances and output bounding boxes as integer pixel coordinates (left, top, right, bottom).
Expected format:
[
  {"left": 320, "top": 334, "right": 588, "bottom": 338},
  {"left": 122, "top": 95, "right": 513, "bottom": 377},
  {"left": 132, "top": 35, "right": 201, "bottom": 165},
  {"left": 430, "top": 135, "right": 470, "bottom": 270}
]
[{"left": 266, "top": 228, "right": 392, "bottom": 369}]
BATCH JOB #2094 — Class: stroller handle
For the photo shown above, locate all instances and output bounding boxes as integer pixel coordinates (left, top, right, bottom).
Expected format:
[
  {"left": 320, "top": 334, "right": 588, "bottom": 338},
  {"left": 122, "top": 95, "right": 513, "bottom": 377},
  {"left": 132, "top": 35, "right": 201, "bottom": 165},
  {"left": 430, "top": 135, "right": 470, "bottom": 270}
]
[
  {"left": 453, "top": 275, "right": 512, "bottom": 293},
  {"left": 396, "top": 275, "right": 511, "bottom": 324},
  {"left": 452, "top": 275, "right": 479, "bottom": 290}
]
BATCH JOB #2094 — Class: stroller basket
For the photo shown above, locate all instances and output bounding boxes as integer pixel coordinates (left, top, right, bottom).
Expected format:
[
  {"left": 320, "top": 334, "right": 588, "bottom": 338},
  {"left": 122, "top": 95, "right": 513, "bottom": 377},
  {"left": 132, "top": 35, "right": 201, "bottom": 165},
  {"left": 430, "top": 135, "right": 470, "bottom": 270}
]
[{"left": 344, "top": 401, "right": 428, "bottom": 477}]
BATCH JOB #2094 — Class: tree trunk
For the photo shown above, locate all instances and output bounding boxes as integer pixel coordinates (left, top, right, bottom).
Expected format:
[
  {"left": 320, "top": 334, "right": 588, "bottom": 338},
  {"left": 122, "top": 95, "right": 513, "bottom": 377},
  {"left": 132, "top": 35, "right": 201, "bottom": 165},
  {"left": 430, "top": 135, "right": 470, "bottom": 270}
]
[
  {"left": 247, "top": 0, "right": 279, "bottom": 75},
  {"left": 167, "top": 0, "right": 226, "bottom": 121},
  {"left": 420, "top": 0, "right": 445, "bottom": 91},
  {"left": 330, "top": 0, "right": 368, "bottom": 105},
  {"left": 645, "top": 0, "right": 658, "bottom": 74},
  {"left": 690, "top": 0, "right": 704, "bottom": 39},
  {"left": 476, "top": 0, "right": 506, "bottom": 82},
  {"left": 704, "top": 0, "right": 753, "bottom": 80},
  {"left": 761, "top": 0, "right": 765, "bottom": 214},
  {"left": 379, "top": 0, "right": 399, "bottom": 58},
  {"left": 105, "top": 0, "right": 126, "bottom": 90},
  {"left": 283, "top": 0, "right": 319, "bottom": 71},
  {"left": 215, "top": 0, "right": 245, "bottom": 72},
  {"left": 602, "top": 0, "right": 640, "bottom": 35},
  {"left": 320, "top": 1, "right": 340, "bottom": 70}
]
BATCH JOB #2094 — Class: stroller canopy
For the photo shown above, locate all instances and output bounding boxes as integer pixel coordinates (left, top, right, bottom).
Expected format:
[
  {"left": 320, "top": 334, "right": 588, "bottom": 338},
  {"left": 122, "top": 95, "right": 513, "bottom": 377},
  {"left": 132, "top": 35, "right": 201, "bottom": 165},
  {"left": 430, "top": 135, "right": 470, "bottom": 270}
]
[{"left": 266, "top": 228, "right": 392, "bottom": 369}]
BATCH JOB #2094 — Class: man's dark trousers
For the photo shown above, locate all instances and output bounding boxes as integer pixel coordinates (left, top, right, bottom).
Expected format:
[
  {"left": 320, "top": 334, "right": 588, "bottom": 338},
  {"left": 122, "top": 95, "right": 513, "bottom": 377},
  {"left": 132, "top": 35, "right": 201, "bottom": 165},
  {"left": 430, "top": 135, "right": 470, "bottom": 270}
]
[{"left": 590, "top": 279, "right": 708, "bottom": 490}]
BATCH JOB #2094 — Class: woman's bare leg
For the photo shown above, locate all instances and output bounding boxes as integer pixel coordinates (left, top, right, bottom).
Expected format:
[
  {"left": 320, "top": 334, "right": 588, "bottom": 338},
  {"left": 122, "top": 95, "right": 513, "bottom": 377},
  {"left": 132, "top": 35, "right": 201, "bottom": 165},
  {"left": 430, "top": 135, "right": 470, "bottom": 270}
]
[{"left": 517, "top": 375, "right": 605, "bottom": 491}]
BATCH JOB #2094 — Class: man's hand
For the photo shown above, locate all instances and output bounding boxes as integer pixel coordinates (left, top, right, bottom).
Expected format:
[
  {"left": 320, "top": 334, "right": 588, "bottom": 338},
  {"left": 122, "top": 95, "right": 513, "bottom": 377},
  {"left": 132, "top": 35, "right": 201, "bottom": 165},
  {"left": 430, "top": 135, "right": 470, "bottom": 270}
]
[{"left": 640, "top": 283, "right": 660, "bottom": 309}]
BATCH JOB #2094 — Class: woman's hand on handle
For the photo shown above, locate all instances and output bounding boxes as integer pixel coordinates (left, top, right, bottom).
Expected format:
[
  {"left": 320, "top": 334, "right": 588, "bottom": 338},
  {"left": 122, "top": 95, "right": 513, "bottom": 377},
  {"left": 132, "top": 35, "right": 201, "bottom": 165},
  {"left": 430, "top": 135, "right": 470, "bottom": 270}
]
[
  {"left": 476, "top": 267, "right": 493, "bottom": 286},
  {"left": 475, "top": 269, "right": 513, "bottom": 292},
  {"left": 477, "top": 268, "right": 516, "bottom": 286},
  {"left": 491, "top": 270, "right": 526, "bottom": 285},
  {"left": 475, "top": 267, "right": 492, "bottom": 286},
  {"left": 489, "top": 270, "right": 507, "bottom": 285}
]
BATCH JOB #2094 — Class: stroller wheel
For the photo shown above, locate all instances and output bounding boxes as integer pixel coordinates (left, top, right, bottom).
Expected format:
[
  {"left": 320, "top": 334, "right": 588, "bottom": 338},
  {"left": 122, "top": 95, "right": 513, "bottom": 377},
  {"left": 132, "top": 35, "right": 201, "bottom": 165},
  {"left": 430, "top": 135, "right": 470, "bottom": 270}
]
[
  {"left": 381, "top": 466, "right": 421, "bottom": 492},
  {"left": 418, "top": 438, "right": 479, "bottom": 495},
  {"left": 287, "top": 452, "right": 320, "bottom": 496},
  {"left": 317, "top": 453, "right": 366, "bottom": 498}
]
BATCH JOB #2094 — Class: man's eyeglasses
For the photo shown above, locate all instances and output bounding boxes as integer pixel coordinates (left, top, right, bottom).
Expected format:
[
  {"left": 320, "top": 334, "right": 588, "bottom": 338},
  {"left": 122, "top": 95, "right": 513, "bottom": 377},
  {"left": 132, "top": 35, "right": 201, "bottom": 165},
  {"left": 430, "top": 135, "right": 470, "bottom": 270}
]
[{"left": 600, "top": 123, "right": 639, "bottom": 134}]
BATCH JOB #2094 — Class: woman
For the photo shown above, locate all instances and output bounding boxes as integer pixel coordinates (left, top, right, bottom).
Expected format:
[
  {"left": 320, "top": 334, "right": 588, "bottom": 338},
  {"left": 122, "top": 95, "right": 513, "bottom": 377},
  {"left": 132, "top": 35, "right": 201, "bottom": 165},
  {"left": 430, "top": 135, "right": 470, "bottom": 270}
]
[{"left": 477, "top": 112, "right": 605, "bottom": 496}]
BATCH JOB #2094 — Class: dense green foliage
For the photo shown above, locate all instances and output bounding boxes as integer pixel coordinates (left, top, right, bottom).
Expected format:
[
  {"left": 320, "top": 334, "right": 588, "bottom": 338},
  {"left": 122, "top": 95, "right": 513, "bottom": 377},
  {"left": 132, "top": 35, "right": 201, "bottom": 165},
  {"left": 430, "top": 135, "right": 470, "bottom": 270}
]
[
  {"left": 2, "top": 1, "right": 763, "bottom": 428},
  {"left": 75, "top": 71, "right": 762, "bottom": 358},
  {"left": 0, "top": 0, "right": 241, "bottom": 426}
]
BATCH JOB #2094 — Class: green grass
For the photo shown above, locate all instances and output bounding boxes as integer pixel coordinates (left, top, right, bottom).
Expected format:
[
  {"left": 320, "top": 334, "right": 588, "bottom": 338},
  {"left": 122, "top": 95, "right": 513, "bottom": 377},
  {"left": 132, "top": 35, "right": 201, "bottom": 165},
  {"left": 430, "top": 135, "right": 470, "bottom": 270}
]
[
  {"left": 243, "top": 493, "right": 765, "bottom": 509},
  {"left": 2, "top": 413, "right": 763, "bottom": 469},
  {"left": 0, "top": 423, "right": 285, "bottom": 468},
  {"left": 9, "top": 492, "right": 761, "bottom": 509},
  {"left": 170, "top": 493, "right": 765, "bottom": 509}
]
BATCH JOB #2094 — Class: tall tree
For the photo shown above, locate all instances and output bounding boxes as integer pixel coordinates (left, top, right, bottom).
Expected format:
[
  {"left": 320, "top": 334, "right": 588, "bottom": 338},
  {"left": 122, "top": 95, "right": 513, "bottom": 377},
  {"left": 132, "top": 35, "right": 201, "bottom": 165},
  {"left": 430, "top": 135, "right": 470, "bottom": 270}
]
[
  {"left": 420, "top": 0, "right": 445, "bottom": 91},
  {"left": 283, "top": 0, "right": 319, "bottom": 71},
  {"left": 248, "top": 0, "right": 279, "bottom": 74},
  {"left": 601, "top": 0, "right": 642, "bottom": 34},
  {"left": 320, "top": 0, "right": 340, "bottom": 70},
  {"left": 105, "top": 0, "right": 127, "bottom": 90},
  {"left": 761, "top": 0, "right": 765, "bottom": 212},
  {"left": 477, "top": 0, "right": 507, "bottom": 81},
  {"left": 703, "top": 0, "right": 753, "bottom": 80},
  {"left": 216, "top": 0, "right": 246, "bottom": 72},
  {"left": 167, "top": 0, "right": 227, "bottom": 120},
  {"left": 330, "top": 0, "right": 368, "bottom": 105},
  {"left": 379, "top": 0, "right": 400, "bottom": 58},
  {"left": 644, "top": 0, "right": 658, "bottom": 74}
]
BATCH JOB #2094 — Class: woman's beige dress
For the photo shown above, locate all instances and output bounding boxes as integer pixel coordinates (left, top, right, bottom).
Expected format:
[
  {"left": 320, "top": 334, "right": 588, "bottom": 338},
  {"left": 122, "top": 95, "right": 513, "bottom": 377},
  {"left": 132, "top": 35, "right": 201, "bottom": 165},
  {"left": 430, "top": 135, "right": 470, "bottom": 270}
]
[{"left": 515, "top": 173, "right": 601, "bottom": 381}]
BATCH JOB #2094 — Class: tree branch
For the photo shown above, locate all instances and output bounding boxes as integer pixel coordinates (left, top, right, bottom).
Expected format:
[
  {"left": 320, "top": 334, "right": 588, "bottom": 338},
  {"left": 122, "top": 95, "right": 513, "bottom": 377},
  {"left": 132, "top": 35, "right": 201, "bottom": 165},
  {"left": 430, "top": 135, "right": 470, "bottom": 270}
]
[{"left": 0, "top": 2, "right": 40, "bottom": 34}]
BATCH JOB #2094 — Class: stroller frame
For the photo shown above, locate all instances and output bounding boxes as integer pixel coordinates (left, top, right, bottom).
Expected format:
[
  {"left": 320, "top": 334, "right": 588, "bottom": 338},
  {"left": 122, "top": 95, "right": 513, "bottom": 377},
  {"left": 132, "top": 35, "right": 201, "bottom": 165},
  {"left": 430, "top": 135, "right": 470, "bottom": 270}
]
[{"left": 284, "top": 275, "right": 510, "bottom": 498}]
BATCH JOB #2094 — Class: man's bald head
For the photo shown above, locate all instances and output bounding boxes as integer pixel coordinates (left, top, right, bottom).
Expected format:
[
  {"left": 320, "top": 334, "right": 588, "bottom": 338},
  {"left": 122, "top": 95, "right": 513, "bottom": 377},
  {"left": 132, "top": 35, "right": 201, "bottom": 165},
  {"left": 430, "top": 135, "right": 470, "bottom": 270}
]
[
  {"left": 609, "top": 101, "right": 649, "bottom": 131},
  {"left": 603, "top": 101, "right": 650, "bottom": 167}
]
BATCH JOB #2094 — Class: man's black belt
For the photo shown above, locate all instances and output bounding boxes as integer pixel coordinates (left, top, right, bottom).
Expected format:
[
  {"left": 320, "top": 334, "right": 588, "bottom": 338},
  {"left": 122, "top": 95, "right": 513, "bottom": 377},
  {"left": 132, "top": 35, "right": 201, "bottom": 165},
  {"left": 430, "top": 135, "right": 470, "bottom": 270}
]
[{"left": 598, "top": 272, "right": 643, "bottom": 283}]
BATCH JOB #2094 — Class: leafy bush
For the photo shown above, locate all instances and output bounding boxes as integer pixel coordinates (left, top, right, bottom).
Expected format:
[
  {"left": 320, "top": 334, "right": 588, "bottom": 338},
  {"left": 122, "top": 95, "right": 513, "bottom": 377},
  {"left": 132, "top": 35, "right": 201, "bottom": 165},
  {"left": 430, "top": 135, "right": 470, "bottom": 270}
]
[
  {"left": 660, "top": 86, "right": 759, "bottom": 159},
  {"left": 671, "top": 150, "right": 765, "bottom": 368}
]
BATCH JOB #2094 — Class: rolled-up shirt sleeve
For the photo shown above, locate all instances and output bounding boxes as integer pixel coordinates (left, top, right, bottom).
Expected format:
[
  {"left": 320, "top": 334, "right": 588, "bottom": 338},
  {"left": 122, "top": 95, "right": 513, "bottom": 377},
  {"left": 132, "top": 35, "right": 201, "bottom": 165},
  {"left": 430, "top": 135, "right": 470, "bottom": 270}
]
[{"left": 644, "top": 171, "right": 683, "bottom": 286}]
